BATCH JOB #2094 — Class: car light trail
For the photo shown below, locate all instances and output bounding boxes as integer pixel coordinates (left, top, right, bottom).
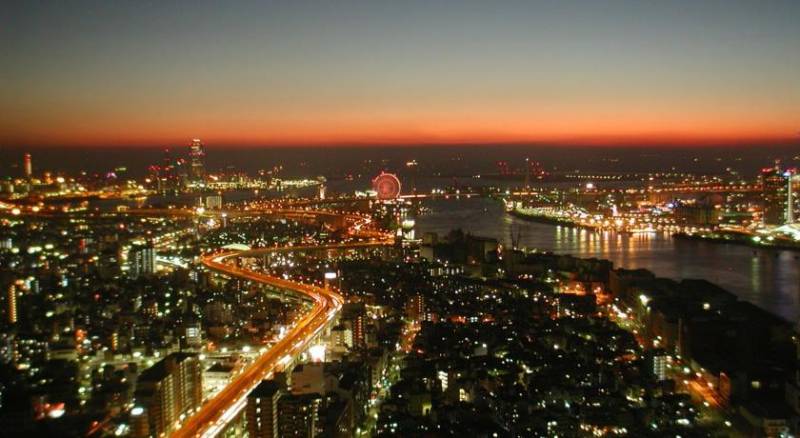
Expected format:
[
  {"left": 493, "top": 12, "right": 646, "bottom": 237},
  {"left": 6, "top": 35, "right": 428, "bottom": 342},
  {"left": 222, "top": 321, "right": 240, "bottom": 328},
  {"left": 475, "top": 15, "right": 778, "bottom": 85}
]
[{"left": 170, "top": 208, "right": 392, "bottom": 438}]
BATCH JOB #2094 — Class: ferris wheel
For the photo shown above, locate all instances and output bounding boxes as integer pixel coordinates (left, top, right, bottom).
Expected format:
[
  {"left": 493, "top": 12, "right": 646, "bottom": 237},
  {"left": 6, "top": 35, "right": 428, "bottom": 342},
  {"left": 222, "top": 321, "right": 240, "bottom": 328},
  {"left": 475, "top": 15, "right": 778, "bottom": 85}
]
[{"left": 372, "top": 172, "right": 401, "bottom": 200}]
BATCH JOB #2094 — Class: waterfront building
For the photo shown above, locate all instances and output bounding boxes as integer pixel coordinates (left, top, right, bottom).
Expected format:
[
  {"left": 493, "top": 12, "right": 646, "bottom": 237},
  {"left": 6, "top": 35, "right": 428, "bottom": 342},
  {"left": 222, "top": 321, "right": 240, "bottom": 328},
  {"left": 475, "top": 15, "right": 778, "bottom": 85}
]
[
  {"left": 317, "top": 176, "right": 326, "bottom": 200},
  {"left": 23, "top": 153, "right": 32, "bottom": 179},
  {"left": 673, "top": 200, "right": 720, "bottom": 226},
  {"left": 761, "top": 165, "right": 788, "bottom": 225},
  {"left": 188, "top": 139, "right": 206, "bottom": 185},
  {"left": 205, "top": 194, "right": 222, "bottom": 209}
]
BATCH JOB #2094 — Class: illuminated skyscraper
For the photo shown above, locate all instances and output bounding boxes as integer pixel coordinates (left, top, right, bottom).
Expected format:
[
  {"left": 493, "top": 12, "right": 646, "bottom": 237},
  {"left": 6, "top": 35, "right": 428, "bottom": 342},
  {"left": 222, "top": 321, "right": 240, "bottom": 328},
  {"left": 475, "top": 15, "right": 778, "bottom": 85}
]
[
  {"left": 183, "top": 321, "right": 202, "bottom": 348},
  {"left": 341, "top": 303, "right": 366, "bottom": 349},
  {"left": 158, "top": 147, "right": 176, "bottom": 192},
  {"left": 129, "top": 242, "right": 156, "bottom": 278},
  {"left": 786, "top": 169, "right": 799, "bottom": 224},
  {"left": 23, "top": 153, "right": 32, "bottom": 179},
  {"left": 188, "top": 139, "right": 206, "bottom": 185},
  {"left": 6, "top": 284, "right": 17, "bottom": 324},
  {"left": 760, "top": 164, "right": 787, "bottom": 225},
  {"left": 317, "top": 176, "right": 326, "bottom": 200},
  {"left": 647, "top": 349, "right": 668, "bottom": 381}
]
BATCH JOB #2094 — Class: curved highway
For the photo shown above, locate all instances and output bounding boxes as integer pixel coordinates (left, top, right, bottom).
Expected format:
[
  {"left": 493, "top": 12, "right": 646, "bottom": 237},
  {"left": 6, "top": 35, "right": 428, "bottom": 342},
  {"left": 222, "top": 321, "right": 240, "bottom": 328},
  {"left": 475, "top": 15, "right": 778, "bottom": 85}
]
[{"left": 172, "top": 209, "right": 392, "bottom": 438}]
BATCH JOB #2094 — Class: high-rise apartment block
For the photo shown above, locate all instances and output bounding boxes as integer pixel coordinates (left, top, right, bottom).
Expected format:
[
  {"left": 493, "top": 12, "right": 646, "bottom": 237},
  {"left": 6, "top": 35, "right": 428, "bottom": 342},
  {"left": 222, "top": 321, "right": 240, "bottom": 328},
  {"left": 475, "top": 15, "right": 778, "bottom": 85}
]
[
  {"left": 247, "top": 380, "right": 283, "bottom": 438},
  {"left": 132, "top": 353, "right": 202, "bottom": 438},
  {"left": 129, "top": 242, "right": 156, "bottom": 278}
]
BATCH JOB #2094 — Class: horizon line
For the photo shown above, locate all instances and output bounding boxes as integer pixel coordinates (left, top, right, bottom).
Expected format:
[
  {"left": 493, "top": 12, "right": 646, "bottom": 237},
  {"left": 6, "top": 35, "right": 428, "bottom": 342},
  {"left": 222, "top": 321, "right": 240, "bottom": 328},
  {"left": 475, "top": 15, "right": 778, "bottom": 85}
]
[{"left": 4, "top": 135, "right": 800, "bottom": 150}]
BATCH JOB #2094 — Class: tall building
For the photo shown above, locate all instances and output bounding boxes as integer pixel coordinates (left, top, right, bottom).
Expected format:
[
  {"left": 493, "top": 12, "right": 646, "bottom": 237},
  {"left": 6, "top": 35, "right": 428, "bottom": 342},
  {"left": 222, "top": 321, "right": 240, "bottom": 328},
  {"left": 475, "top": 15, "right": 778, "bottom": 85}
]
[
  {"left": 647, "top": 349, "right": 668, "bottom": 381},
  {"left": 279, "top": 393, "right": 321, "bottom": 438},
  {"left": 341, "top": 303, "right": 366, "bottom": 349},
  {"left": 183, "top": 321, "right": 203, "bottom": 348},
  {"left": 787, "top": 170, "right": 799, "bottom": 224},
  {"left": 247, "top": 380, "right": 283, "bottom": 438},
  {"left": 317, "top": 176, "right": 327, "bottom": 200},
  {"left": 523, "top": 157, "right": 545, "bottom": 186},
  {"left": 188, "top": 139, "right": 206, "bottom": 185},
  {"left": 247, "top": 379, "right": 321, "bottom": 438},
  {"left": 23, "top": 153, "right": 32, "bottom": 179},
  {"left": 673, "top": 200, "right": 720, "bottom": 227},
  {"left": 129, "top": 242, "right": 155, "bottom": 278},
  {"left": 132, "top": 353, "right": 202, "bottom": 438},
  {"left": 761, "top": 165, "right": 788, "bottom": 225},
  {"left": 205, "top": 195, "right": 222, "bottom": 209},
  {"left": 330, "top": 325, "right": 353, "bottom": 349},
  {"left": 161, "top": 147, "right": 175, "bottom": 192},
  {"left": 406, "top": 294, "right": 425, "bottom": 321},
  {"left": 6, "top": 283, "right": 17, "bottom": 325}
]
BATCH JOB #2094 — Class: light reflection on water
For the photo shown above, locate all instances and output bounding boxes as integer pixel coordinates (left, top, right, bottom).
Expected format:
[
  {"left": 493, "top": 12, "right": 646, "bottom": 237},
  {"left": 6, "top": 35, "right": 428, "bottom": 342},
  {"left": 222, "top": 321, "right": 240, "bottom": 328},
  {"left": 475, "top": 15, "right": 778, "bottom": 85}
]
[{"left": 416, "top": 197, "right": 800, "bottom": 323}]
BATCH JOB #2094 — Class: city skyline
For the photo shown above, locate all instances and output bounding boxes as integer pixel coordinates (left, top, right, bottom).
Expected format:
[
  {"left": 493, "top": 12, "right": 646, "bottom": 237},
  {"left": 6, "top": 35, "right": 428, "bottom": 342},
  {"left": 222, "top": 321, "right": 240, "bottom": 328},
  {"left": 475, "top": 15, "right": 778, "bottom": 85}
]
[
  {"left": 2, "top": 0, "right": 800, "bottom": 147},
  {"left": 3, "top": 3, "right": 800, "bottom": 437}
]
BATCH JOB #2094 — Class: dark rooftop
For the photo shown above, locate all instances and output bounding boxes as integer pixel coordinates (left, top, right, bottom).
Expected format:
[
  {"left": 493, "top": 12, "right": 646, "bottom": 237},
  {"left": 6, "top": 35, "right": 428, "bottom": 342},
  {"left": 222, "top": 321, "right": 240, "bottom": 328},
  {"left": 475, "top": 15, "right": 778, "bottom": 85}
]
[{"left": 249, "top": 379, "right": 283, "bottom": 398}]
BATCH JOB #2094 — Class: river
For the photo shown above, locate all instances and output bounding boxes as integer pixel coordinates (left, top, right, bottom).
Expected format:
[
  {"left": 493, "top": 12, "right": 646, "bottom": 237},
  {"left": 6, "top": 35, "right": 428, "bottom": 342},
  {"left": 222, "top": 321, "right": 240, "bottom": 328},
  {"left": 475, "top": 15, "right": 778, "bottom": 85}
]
[{"left": 415, "top": 197, "right": 800, "bottom": 323}]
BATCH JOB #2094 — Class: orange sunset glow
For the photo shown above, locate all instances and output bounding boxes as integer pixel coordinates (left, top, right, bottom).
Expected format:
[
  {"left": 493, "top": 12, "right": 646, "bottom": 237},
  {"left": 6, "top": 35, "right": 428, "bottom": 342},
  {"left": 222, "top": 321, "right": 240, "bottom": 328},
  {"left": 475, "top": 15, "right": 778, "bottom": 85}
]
[
  {"left": 2, "top": 1, "right": 799, "bottom": 148},
  {"left": 4, "top": 104, "right": 798, "bottom": 148}
]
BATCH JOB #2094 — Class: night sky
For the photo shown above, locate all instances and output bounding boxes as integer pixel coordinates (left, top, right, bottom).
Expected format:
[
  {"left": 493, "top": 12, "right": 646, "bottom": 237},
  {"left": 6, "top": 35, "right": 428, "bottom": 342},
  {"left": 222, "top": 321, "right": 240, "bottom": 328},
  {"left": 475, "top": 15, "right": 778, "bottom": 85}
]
[{"left": 2, "top": 0, "right": 799, "bottom": 147}]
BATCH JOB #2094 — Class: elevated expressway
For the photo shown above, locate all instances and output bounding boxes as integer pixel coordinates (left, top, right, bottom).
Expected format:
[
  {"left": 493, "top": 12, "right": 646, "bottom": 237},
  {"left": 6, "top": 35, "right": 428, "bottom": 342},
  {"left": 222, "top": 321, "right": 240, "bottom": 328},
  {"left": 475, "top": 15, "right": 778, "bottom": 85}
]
[
  {"left": 172, "top": 209, "right": 392, "bottom": 438},
  {"left": 0, "top": 201, "right": 389, "bottom": 436}
]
